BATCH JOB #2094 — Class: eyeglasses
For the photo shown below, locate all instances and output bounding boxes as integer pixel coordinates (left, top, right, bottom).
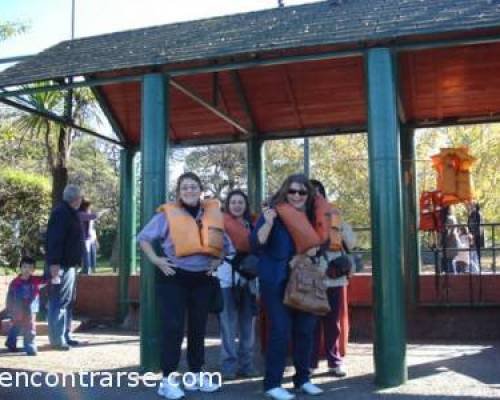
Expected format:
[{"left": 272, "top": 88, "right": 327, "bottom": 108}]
[{"left": 288, "top": 189, "right": 308, "bottom": 196}]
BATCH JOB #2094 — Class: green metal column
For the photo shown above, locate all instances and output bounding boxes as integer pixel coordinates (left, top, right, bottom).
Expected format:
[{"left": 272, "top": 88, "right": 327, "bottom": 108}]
[
  {"left": 140, "top": 73, "right": 168, "bottom": 371},
  {"left": 401, "top": 125, "right": 420, "bottom": 306},
  {"left": 119, "top": 147, "right": 137, "bottom": 322},
  {"left": 365, "top": 48, "right": 407, "bottom": 387},
  {"left": 247, "top": 137, "right": 265, "bottom": 213}
]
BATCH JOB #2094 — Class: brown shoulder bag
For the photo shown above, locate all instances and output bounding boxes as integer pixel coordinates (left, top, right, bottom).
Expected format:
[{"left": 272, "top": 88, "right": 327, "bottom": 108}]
[{"left": 283, "top": 254, "right": 331, "bottom": 316}]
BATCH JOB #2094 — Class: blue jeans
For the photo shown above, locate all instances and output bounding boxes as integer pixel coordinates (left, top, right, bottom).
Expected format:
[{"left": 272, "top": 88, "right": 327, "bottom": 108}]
[
  {"left": 47, "top": 267, "right": 76, "bottom": 346},
  {"left": 6, "top": 313, "right": 36, "bottom": 353},
  {"left": 81, "top": 241, "right": 97, "bottom": 274},
  {"left": 260, "top": 281, "right": 317, "bottom": 390},
  {"left": 219, "top": 285, "right": 256, "bottom": 375}
]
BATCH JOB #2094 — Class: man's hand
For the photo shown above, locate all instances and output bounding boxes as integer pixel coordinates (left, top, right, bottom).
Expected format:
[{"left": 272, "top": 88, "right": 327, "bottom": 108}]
[
  {"left": 154, "top": 257, "right": 176, "bottom": 276},
  {"left": 50, "top": 265, "right": 61, "bottom": 284}
]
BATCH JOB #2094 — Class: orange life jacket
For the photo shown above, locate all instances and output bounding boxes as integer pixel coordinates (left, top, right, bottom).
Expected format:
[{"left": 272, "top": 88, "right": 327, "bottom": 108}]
[
  {"left": 431, "top": 147, "right": 476, "bottom": 205},
  {"left": 223, "top": 213, "right": 251, "bottom": 253},
  {"left": 418, "top": 190, "right": 445, "bottom": 232},
  {"left": 329, "top": 204, "right": 344, "bottom": 251},
  {"left": 159, "top": 199, "right": 224, "bottom": 257},
  {"left": 275, "top": 195, "right": 331, "bottom": 254}
]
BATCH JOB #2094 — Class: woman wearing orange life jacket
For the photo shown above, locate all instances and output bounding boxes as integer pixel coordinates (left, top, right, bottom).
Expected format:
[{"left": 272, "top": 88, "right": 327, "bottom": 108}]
[
  {"left": 309, "top": 179, "right": 356, "bottom": 378},
  {"left": 137, "top": 172, "right": 234, "bottom": 400},
  {"left": 216, "top": 189, "right": 258, "bottom": 380},
  {"left": 250, "top": 174, "right": 325, "bottom": 400}
]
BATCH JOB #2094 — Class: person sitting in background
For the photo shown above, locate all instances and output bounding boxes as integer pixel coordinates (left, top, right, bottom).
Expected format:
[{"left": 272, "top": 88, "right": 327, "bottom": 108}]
[{"left": 5, "top": 256, "right": 48, "bottom": 356}]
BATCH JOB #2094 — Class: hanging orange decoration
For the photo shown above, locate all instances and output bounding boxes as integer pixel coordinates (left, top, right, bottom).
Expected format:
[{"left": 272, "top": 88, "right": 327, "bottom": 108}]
[{"left": 430, "top": 147, "right": 476, "bottom": 206}]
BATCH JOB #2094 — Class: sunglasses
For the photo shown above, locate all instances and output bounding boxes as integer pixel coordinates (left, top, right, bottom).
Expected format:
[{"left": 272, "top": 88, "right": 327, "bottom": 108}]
[{"left": 288, "top": 189, "right": 308, "bottom": 196}]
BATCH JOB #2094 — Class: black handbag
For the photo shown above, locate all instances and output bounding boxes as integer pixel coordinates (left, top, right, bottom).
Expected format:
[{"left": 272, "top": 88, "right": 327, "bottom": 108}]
[
  {"left": 232, "top": 254, "right": 259, "bottom": 280},
  {"left": 208, "top": 276, "right": 224, "bottom": 314}
]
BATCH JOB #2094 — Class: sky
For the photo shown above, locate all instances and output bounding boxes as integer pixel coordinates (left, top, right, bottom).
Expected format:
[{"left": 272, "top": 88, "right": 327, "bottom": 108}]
[{"left": 0, "top": 0, "right": 322, "bottom": 59}]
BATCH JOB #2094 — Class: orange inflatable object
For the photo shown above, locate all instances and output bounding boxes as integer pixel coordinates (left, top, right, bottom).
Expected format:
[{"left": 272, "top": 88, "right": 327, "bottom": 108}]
[
  {"left": 419, "top": 190, "right": 446, "bottom": 231},
  {"left": 159, "top": 199, "right": 224, "bottom": 257},
  {"left": 431, "top": 147, "right": 476, "bottom": 205},
  {"left": 314, "top": 195, "right": 333, "bottom": 243},
  {"left": 275, "top": 197, "right": 331, "bottom": 254},
  {"left": 223, "top": 213, "right": 251, "bottom": 253},
  {"left": 419, "top": 191, "right": 435, "bottom": 231}
]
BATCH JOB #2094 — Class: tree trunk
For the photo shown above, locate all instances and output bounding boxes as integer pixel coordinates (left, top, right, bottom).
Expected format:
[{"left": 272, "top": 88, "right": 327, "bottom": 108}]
[{"left": 51, "top": 164, "right": 68, "bottom": 207}]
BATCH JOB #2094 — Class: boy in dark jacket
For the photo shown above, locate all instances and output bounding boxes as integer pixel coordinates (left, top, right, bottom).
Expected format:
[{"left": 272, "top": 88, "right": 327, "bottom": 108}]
[{"left": 5, "top": 256, "right": 48, "bottom": 355}]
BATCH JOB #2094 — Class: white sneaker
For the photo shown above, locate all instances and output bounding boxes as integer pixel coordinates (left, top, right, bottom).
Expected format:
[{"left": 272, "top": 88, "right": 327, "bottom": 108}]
[
  {"left": 329, "top": 365, "right": 347, "bottom": 377},
  {"left": 300, "top": 382, "right": 323, "bottom": 395},
  {"left": 265, "top": 387, "right": 296, "bottom": 400},
  {"left": 183, "top": 373, "right": 221, "bottom": 393},
  {"left": 157, "top": 378, "right": 185, "bottom": 399}
]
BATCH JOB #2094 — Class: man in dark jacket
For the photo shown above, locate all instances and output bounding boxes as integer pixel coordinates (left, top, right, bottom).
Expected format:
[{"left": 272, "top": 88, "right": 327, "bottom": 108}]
[{"left": 46, "top": 184, "right": 83, "bottom": 350}]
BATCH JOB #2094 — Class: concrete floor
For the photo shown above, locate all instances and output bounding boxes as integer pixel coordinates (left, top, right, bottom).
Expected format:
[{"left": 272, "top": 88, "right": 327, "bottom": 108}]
[{"left": 0, "top": 329, "right": 499, "bottom": 399}]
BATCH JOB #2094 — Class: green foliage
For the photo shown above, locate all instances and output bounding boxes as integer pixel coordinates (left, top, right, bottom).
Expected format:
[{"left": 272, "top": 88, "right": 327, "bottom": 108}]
[
  {"left": 0, "top": 168, "right": 50, "bottom": 269},
  {"left": 69, "top": 137, "right": 120, "bottom": 259},
  {"left": 264, "top": 139, "right": 304, "bottom": 196},
  {"left": 180, "top": 144, "right": 247, "bottom": 199},
  {"left": 0, "top": 20, "right": 28, "bottom": 41}
]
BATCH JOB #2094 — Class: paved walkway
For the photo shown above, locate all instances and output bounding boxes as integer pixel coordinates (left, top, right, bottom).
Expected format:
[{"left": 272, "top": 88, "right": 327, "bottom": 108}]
[{"left": 0, "top": 329, "right": 499, "bottom": 399}]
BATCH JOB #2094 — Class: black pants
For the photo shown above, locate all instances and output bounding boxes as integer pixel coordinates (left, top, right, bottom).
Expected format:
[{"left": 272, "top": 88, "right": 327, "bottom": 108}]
[{"left": 157, "top": 269, "right": 212, "bottom": 376}]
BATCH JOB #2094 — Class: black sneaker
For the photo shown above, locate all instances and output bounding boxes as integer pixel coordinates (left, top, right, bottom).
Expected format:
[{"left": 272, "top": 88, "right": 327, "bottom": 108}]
[
  {"left": 51, "top": 344, "right": 71, "bottom": 351},
  {"left": 66, "top": 339, "right": 80, "bottom": 347}
]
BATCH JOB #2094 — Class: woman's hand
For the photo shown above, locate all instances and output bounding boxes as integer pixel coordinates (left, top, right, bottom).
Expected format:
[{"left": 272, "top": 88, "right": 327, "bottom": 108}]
[
  {"left": 258, "top": 207, "right": 277, "bottom": 245},
  {"left": 263, "top": 207, "right": 277, "bottom": 226},
  {"left": 154, "top": 257, "right": 176, "bottom": 276}
]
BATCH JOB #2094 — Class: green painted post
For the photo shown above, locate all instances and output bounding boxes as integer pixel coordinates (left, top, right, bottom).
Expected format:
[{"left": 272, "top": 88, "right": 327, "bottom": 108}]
[
  {"left": 247, "top": 137, "right": 265, "bottom": 213},
  {"left": 365, "top": 48, "right": 407, "bottom": 387},
  {"left": 140, "top": 73, "right": 168, "bottom": 372},
  {"left": 119, "top": 147, "right": 137, "bottom": 322},
  {"left": 401, "top": 125, "right": 420, "bottom": 306}
]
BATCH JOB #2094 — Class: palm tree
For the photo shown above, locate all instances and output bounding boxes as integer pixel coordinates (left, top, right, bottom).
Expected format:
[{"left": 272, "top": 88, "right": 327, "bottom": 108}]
[{"left": 13, "top": 84, "right": 100, "bottom": 207}]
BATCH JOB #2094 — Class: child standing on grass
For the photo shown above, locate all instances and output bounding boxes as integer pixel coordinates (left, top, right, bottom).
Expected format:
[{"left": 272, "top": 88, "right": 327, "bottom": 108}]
[{"left": 4, "top": 256, "right": 48, "bottom": 356}]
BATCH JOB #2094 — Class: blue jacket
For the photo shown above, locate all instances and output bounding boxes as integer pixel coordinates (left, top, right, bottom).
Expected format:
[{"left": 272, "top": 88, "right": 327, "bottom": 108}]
[
  {"left": 46, "top": 201, "right": 84, "bottom": 267},
  {"left": 250, "top": 215, "right": 296, "bottom": 287}
]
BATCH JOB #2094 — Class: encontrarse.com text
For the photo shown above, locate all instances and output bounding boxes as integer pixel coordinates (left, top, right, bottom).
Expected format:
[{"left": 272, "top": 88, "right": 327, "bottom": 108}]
[{"left": 0, "top": 371, "right": 222, "bottom": 388}]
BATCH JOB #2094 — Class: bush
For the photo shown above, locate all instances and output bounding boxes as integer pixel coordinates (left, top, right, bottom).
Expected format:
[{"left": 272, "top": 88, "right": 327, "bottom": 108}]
[
  {"left": 0, "top": 168, "right": 51, "bottom": 270},
  {"left": 98, "top": 227, "right": 116, "bottom": 259}
]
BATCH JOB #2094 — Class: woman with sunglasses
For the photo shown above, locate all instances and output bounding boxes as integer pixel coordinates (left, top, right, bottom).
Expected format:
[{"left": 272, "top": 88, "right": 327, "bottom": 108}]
[
  {"left": 137, "top": 172, "right": 234, "bottom": 400},
  {"left": 217, "top": 189, "right": 259, "bottom": 380},
  {"left": 251, "top": 174, "right": 325, "bottom": 400}
]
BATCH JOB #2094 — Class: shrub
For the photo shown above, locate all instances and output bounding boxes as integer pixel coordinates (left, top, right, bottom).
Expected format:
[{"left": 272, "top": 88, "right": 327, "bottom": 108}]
[{"left": 0, "top": 168, "right": 51, "bottom": 270}]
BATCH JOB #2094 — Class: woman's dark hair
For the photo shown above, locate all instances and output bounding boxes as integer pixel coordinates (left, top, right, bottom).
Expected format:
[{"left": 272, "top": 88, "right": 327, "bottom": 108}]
[
  {"left": 225, "top": 189, "right": 251, "bottom": 223},
  {"left": 79, "top": 199, "right": 91, "bottom": 212},
  {"left": 19, "top": 255, "right": 36, "bottom": 268},
  {"left": 310, "top": 179, "right": 326, "bottom": 198},
  {"left": 175, "top": 172, "right": 203, "bottom": 199},
  {"left": 271, "top": 174, "right": 316, "bottom": 223}
]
